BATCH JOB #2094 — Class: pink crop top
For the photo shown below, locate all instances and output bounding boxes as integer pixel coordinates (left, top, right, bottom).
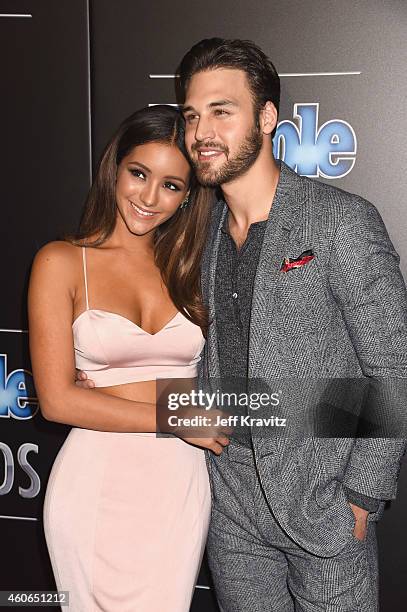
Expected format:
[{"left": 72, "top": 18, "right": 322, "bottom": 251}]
[{"left": 73, "top": 247, "right": 205, "bottom": 387}]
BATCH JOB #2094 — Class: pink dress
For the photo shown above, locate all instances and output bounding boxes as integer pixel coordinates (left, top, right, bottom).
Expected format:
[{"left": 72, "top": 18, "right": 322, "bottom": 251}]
[{"left": 43, "top": 247, "right": 210, "bottom": 611}]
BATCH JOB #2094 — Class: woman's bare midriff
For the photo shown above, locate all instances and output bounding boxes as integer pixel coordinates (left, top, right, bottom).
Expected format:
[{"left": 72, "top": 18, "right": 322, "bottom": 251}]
[
  {"left": 97, "top": 380, "right": 157, "bottom": 404},
  {"left": 95, "top": 379, "right": 196, "bottom": 435}
]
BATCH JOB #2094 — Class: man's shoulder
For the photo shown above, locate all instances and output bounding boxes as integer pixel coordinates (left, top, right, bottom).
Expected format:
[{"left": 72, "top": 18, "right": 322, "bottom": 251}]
[
  {"left": 288, "top": 164, "right": 374, "bottom": 214},
  {"left": 282, "top": 163, "right": 380, "bottom": 226}
]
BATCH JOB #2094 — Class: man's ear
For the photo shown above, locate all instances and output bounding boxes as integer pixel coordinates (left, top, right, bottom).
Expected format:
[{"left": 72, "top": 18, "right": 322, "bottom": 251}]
[{"left": 260, "top": 101, "right": 278, "bottom": 135}]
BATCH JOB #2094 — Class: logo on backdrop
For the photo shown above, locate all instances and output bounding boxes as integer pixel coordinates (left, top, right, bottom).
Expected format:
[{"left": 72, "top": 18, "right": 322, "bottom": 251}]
[
  {"left": 0, "top": 354, "right": 39, "bottom": 419},
  {"left": 0, "top": 442, "right": 40, "bottom": 498},
  {"left": 274, "top": 103, "right": 357, "bottom": 179},
  {"left": 0, "top": 354, "right": 41, "bottom": 498},
  {"left": 152, "top": 101, "right": 357, "bottom": 179}
]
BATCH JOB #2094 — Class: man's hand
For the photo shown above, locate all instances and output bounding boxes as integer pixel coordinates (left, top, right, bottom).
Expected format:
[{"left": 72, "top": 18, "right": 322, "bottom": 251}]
[
  {"left": 75, "top": 369, "right": 95, "bottom": 389},
  {"left": 349, "top": 502, "right": 369, "bottom": 541}
]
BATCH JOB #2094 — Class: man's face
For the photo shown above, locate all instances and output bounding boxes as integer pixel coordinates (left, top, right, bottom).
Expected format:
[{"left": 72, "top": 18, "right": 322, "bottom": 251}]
[{"left": 183, "top": 69, "right": 263, "bottom": 187}]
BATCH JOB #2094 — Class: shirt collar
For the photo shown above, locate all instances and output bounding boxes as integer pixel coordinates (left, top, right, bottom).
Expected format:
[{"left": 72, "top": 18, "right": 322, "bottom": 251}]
[{"left": 220, "top": 212, "right": 268, "bottom": 236}]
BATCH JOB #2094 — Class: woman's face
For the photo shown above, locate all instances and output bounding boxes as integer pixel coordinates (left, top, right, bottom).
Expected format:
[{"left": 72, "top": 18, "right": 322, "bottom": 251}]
[{"left": 115, "top": 142, "right": 190, "bottom": 236}]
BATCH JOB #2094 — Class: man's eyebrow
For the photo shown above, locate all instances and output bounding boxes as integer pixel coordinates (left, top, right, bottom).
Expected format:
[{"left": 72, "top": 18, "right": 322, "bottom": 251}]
[
  {"left": 182, "top": 104, "right": 196, "bottom": 114},
  {"left": 208, "top": 99, "right": 238, "bottom": 108},
  {"left": 182, "top": 99, "right": 238, "bottom": 114}
]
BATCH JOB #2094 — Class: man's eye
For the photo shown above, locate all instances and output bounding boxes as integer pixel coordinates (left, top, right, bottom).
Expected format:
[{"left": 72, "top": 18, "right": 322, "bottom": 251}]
[
  {"left": 185, "top": 114, "right": 198, "bottom": 123},
  {"left": 215, "top": 109, "right": 229, "bottom": 116},
  {"left": 129, "top": 168, "right": 145, "bottom": 179},
  {"left": 164, "top": 182, "right": 180, "bottom": 192}
]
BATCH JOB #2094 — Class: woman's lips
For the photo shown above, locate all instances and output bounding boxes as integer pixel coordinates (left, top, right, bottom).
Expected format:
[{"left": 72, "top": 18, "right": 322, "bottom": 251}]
[{"left": 129, "top": 200, "right": 158, "bottom": 218}]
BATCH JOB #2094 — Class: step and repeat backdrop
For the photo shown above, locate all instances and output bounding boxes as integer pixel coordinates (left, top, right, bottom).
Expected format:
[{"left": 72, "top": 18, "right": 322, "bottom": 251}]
[{"left": 1, "top": 1, "right": 406, "bottom": 610}]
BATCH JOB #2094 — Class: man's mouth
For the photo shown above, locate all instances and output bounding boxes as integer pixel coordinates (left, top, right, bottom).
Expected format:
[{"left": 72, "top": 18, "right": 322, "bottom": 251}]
[
  {"left": 196, "top": 148, "right": 225, "bottom": 161},
  {"left": 129, "top": 201, "right": 158, "bottom": 218}
]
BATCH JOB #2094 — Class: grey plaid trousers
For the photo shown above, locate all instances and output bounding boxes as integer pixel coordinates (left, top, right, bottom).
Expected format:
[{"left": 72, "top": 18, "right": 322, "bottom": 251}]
[{"left": 206, "top": 446, "right": 378, "bottom": 612}]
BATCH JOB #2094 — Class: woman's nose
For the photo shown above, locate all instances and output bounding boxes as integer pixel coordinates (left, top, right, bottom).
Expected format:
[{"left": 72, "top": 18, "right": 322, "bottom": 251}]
[{"left": 140, "top": 183, "right": 159, "bottom": 207}]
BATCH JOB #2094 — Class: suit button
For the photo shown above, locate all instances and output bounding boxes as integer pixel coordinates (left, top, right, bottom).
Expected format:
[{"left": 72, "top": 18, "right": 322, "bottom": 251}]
[{"left": 232, "top": 292, "right": 238, "bottom": 299}]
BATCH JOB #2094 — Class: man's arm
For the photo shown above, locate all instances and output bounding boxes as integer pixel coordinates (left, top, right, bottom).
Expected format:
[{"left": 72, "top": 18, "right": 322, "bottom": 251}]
[{"left": 328, "top": 196, "right": 407, "bottom": 501}]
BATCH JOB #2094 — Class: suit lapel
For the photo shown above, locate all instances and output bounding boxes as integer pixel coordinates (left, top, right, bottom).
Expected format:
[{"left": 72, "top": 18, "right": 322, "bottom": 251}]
[
  {"left": 201, "top": 200, "right": 228, "bottom": 378},
  {"left": 249, "top": 163, "right": 311, "bottom": 376}
]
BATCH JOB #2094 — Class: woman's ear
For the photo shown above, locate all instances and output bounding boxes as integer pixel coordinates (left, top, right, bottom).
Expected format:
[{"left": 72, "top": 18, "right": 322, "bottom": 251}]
[{"left": 180, "top": 191, "right": 190, "bottom": 209}]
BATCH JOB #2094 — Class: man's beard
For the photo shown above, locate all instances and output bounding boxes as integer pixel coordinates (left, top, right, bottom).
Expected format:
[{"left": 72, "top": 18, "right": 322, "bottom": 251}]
[{"left": 191, "top": 123, "right": 263, "bottom": 187}]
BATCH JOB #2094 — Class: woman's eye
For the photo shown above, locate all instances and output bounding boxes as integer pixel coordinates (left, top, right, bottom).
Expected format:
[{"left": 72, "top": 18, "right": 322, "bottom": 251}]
[
  {"left": 129, "top": 168, "right": 145, "bottom": 179},
  {"left": 164, "top": 182, "right": 180, "bottom": 192}
]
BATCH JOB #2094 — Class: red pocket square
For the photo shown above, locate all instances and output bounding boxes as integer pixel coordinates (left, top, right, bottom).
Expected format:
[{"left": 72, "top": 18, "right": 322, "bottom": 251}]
[{"left": 281, "top": 250, "right": 315, "bottom": 273}]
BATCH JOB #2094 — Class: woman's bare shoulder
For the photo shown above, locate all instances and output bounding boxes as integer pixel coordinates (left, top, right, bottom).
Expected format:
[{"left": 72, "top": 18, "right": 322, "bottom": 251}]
[{"left": 32, "top": 240, "right": 82, "bottom": 278}]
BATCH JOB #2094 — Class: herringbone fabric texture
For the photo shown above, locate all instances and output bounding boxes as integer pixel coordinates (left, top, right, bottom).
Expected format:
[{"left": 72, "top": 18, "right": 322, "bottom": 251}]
[{"left": 199, "top": 161, "right": 407, "bottom": 562}]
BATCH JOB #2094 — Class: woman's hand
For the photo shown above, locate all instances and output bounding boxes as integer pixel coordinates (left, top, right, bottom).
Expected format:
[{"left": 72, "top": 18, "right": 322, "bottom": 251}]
[
  {"left": 160, "top": 405, "right": 233, "bottom": 455},
  {"left": 179, "top": 432, "right": 230, "bottom": 455}
]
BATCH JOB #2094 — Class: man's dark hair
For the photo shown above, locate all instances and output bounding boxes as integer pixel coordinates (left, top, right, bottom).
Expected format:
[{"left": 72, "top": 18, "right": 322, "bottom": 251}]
[{"left": 178, "top": 38, "right": 280, "bottom": 137}]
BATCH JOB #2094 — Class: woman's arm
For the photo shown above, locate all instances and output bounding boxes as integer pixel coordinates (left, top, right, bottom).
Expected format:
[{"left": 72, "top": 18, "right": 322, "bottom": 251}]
[
  {"left": 28, "top": 242, "right": 230, "bottom": 453},
  {"left": 28, "top": 241, "right": 158, "bottom": 433}
]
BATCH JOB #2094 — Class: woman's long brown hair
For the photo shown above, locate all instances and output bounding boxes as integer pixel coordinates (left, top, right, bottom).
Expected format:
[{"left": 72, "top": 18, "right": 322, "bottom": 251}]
[{"left": 66, "top": 106, "right": 214, "bottom": 332}]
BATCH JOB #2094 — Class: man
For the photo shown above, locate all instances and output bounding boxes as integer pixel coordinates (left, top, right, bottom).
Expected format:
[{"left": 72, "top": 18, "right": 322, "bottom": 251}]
[
  {"left": 77, "top": 39, "right": 407, "bottom": 610},
  {"left": 177, "top": 38, "right": 407, "bottom": 611}
]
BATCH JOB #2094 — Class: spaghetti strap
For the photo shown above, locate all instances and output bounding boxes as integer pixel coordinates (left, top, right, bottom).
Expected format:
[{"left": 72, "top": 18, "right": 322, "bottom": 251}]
[{"left": 82, "top": 247, "right": 90, "bottom": 310}]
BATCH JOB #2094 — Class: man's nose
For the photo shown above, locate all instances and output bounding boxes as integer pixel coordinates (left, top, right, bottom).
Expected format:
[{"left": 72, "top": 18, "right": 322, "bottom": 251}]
[{"left": 195, "top": 116, "right": 216, "bottom": 142}]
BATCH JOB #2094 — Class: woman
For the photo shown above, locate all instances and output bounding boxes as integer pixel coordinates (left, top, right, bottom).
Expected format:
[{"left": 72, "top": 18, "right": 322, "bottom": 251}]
[{"left": 28, "top": 105, "right": 229, "bottom": 611}]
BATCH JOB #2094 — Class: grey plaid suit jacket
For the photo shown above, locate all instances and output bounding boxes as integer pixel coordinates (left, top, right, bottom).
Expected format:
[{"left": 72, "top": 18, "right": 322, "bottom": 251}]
[{"left": 199, "top": 161, "right": 407, "bottom": 556}]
